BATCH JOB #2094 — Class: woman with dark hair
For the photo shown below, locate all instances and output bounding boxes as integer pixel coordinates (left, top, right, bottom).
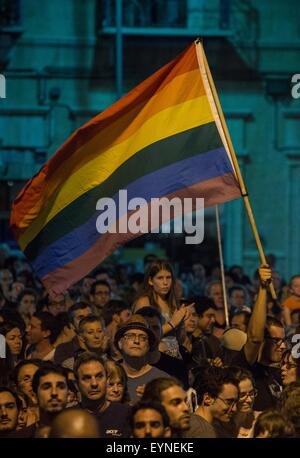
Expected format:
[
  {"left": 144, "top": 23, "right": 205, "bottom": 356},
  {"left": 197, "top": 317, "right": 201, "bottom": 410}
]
[
  {"left": 16, "top": 288, "right": 37, "bottom": 327},
  {"left": 280, "top": 349, "right": 298, "bottom": 386},
  {"left": 229, "top": 367, "right": 261, "bottom": 438},
  {"left": 0, "top": 320, "right": 25, "bottom": 367},
  {"left": 133, "top": 260, "right": 193, "bottom": 358}
]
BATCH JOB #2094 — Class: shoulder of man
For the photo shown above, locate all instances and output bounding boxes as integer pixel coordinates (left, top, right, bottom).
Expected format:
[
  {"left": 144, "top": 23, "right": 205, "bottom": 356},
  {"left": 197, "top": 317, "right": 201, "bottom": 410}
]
[
  {"left": 8, "top": 424, "right": 37, "bottom": 438},
  {"left": 54, "top": 336, "right": 80, "bottom": 364},
  {"left": 183, "top": 414, "right": 217, "bottom": 438}
]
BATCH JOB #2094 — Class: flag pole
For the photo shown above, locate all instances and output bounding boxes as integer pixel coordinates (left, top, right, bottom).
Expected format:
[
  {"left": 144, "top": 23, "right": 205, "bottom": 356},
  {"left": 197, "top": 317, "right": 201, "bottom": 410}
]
[
  {"left": 215, "top": 205, "right": 230, "bottom": 328},
  {"left": 195, "top": 39, "right": 276, "bottom": 299}
]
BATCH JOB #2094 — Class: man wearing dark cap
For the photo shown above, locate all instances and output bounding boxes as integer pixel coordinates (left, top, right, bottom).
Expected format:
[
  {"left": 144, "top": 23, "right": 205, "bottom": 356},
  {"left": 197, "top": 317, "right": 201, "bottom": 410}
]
[{"left": 115, "top": 315, "right": 170, "bottom": 403}]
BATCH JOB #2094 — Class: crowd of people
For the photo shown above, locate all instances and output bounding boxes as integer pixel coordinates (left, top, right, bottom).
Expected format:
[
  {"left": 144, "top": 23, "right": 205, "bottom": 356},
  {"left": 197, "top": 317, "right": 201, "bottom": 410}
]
[{"left": 0, "top": 244, "right": 300, "bottom": 439}]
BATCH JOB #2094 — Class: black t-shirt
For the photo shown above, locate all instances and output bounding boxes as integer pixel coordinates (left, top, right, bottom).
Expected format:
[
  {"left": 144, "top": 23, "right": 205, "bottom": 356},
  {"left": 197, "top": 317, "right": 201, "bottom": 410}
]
[
  {"left": 212, "top": 419, "right": 238, "bottom": 438},
  {"left": 190, "top": 334, "right": 223, "bottom": 367},
  {"left": 153, "top": 352, "right": 189, "bottom": 389},
  {"left": 97, "top": 402, "right": 131, "bottom": 438},
  {"left": 54, "top": 336, "right": 81, "bottom": 364},
  {"left": 7, "top": 424, "right": 37, "bottom": 438},
  {"left": 231, "top": 350, "right": 282, "bottom": 411}
]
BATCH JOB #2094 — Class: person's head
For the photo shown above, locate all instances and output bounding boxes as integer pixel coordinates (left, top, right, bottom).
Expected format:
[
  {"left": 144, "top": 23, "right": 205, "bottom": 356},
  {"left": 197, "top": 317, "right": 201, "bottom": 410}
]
[
  {"left": 13, "top": 360, "right": 40, "bottom": 403},
  {"left": 68, "top": 302, "right": 92, "bottom": 332},
  {"left": 26, "top": 311, "right": 58, "bottom": 346},
  {"left": 253, "top": 410, "right": 295, "bottom": 438},
  {"left": 130, "top": 401, "right": 171, "bottom": 438},
  {"left": 221, "top": 328, "right": 247, "bottom": 352},
  {"left": 280, "top": 350, "right": 298, "bottom": 386},
  {"left": 49, "top": 409, "right": 100, "bottom": 438},
  {"left": 261, "top": 316, "right": 286, "bottom": 364},
  {"left": 9, "top": 282, "right": 25, "bottom": 303},
  {"left": 229, "top": 367, "right": 257, "bottom": 413},
  {"left": 142, "top": 260, "right": 177, "bottom": 312},
  {"left": 228, "top": 265, "right": 245, "bottom": 282},
  {"left": 193, "top": 366, "right": 239, "bottom": 422},
  {"left": 0, "top": 268, "right": 13, "bottom": 290},
  {"left": 145, "top": 260, "right": 174, "bottom": 297},
  {"left": 78, "top": 315, "right": 105, "bottom": 352},
  {"left": 289, "top": 275, "right": 300, "bottom": 298},
  {"left": 74, "top": 353, "right": 107, "bottom": 402},
  {"left": 136, "top": 307, "right": 163, "bottom": 344},
  {"left": 47, "top": 294, "right": 66, "bottom": 316},
  {"left": 192, "top": 263, "right": 206, "bottom": 280},
  {"left": 183, "top": 305, "right": 198, "bottom": 334},
  {"left": 105, "top": 360, "right": 128, "bottom": 403},
  {"left": 115, "top": 314, "right": 156, "bottom": 359},
  {"left": 90, "top": 281, "right": 111, "bottom": 309},
  {"left": 193, "top": 296, "right": 217, "bottom": 335},
  {"left": 81, "top": 276, "right": 95, "bottom": 299},
  {"left": 271, "top": 271, "right": 283, "bottom": 291},
  {"left": 130, "top": 273, "right": 144, "bottom": 292},
  {"left": 228, "top": 286, "right": 248, "bottom": 308},
  {"left": 231, "top": 311, "right": 251, "bottom": 333},
  {"left": 17, "top": 288, "right": 37, "bottom": 318},
  {"left": 0, "top": 321, "right": 23, "bottom": 357},
  {"left": 102, "top": 300, "right": 131, "bottom": 328},
  {"left": 32, "top": 365, "right": 68, "bottom": 414},
  {"left": 16, "top": 393, "right": 32, "bottom": 430},
  {"left": 0, "top": 388, "right": 21, "bottom": 435},
  {"left": 143, "top": 254, "right": 158, "bottom": 271},
  {"left": 94, "top": 268, "right": 110, "bottom": 283},
  {"left": 205, "top": 281, "right": 224, "bottom": 309},
  {"left": 142, "top": 378, "right": 190, "bottom": 433},
  {"left": 281, "top": 384, "right": 300, "bottom": 436}
]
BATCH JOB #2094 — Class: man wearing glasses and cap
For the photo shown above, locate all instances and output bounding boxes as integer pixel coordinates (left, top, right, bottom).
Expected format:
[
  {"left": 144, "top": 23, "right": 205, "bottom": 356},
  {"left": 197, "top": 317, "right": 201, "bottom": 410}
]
[{"left": 115, "top": 314, "right": 170, "bottom": 403}]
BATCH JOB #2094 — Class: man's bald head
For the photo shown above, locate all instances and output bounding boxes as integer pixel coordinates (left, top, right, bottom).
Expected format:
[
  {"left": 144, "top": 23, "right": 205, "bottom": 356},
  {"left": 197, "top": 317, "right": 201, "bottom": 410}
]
[{"left": 49, "top": 409, "right": 100, "bottom": 438}]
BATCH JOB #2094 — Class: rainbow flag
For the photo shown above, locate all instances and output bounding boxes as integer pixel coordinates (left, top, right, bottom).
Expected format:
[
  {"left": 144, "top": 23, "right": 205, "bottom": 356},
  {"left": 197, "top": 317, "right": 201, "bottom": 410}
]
[{"left": 10, "top": 41, "right": 241, "bottom": 296}]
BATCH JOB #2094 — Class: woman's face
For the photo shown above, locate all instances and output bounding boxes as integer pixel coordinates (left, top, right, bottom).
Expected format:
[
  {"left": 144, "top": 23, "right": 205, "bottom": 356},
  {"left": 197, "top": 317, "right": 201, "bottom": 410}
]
[
  {"left": 6, "top": 327, "right": 22, "bottom": 356},
  {"left": 17, "top": 364, "right": 39, "bottom": 403},
  {"left": 281, "top": 353, "right": 297, "bottom": 386},
  {"left": 149, "top": 269, "right": 172, "bottom": 297},
  {"left": 18, "top": 294, "right": 36, "bottom": 318},
  {"left": 238, "top": 378, "right": 256, "bottom": 413},
  {"left": 17, "top": 397, "right": 28, "bottom": 430},
  {"left": 106, "top": 377, "right": 125, "bottom": 402}
]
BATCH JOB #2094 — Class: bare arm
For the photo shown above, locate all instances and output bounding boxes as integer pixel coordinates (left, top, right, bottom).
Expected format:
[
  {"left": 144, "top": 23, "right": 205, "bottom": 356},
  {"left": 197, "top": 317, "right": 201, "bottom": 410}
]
[
  {"left": 244, "top": 265, "right": 272, "bottom": 365},
  {"left": 283, "top": 306, "right": 292, "bottom": 326},
  {"left": 133, "top": 296, "right": 151, "bottom": 313}
]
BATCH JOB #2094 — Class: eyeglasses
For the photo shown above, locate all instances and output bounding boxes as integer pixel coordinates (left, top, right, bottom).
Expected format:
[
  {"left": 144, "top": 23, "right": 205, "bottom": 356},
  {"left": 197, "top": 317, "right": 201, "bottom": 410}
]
[
  {"left": 239, "top": 389, "right": 258, "bottom": 401},
  {"left": 217, "top": 396, "right": 238, "bottom": 408},
  {"left": 123, "top": 333, "right": 148, "bottom": 343},
  {"left": 266, "top": 336, "right": 286, "bottom": 347}
]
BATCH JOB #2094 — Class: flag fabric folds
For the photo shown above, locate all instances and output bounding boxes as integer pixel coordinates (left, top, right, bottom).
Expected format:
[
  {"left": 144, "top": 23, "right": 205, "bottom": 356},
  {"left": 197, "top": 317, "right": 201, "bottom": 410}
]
[{"left": 10, "top": 41, "right": 242, "bottom": 297}]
